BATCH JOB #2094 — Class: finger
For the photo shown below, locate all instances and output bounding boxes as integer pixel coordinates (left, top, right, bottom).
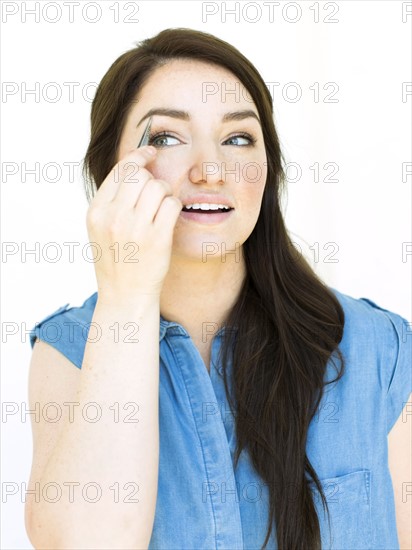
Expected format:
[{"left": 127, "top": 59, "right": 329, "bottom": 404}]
[
  {"left": 112, "top": 164, "right": 155, "bottom": 211},
  {"left": 154, "top": 195, "right": 183, "bottom": 236},
  {"left": 134, "top": 179, "right": 174, "bottom": 224},
  {"left": 91, "top": 147, "right": 157, "bottom": 207}
]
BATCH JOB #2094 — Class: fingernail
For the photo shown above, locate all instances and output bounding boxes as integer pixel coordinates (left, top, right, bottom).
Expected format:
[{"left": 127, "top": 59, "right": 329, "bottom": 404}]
[{"left": 146, "top": 146, "right": 156, "bottom": 155}]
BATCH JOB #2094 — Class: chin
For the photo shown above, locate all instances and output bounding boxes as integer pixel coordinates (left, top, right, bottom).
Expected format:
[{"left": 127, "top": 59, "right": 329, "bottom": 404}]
[{"left": 172, "top": 237, "right": 243, "bottom": 264}]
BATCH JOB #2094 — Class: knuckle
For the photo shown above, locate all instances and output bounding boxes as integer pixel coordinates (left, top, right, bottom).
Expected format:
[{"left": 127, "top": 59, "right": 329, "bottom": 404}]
[
  {"left": 107, "top": 217, "right": 123, "bottom": 237},
  {"left": 86, "top": 205, "right": 100, "bottom": 227}
]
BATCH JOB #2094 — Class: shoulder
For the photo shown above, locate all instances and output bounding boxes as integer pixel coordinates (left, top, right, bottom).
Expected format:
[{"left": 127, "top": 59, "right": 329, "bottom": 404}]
[
  {"left": 328, "top": 286, "right": 412, "bottom": 432},
  {"left": 328, "top": 286, "right": 410, "bottom": 347},
  {"left": 29, "top": 292, "right": 98, "bottom": 369}
]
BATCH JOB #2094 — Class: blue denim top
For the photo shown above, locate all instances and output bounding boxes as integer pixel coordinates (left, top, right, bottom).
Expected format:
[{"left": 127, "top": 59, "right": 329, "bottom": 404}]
[{"left": 29, "top": 287, "right": 412, "bottom": 549}]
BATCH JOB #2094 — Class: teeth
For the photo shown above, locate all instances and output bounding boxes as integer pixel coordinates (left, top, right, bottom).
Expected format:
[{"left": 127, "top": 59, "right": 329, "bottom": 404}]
[{"left": 184, "top": 203, "right": 231, "bottom": 210}]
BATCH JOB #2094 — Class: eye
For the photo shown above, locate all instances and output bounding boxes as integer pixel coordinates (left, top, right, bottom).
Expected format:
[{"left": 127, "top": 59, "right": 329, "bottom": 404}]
[
  {"left": 148, "top": 131, "right": 181, "bottom": 148},
  {"left": 223, "top": 133, "right": 257, "bottom": 147}
]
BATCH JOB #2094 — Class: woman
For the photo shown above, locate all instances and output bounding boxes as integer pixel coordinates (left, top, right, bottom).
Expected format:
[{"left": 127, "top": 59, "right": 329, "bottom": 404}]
[{"left": 25, "top": 28, "right": 411, "bottom": 549}]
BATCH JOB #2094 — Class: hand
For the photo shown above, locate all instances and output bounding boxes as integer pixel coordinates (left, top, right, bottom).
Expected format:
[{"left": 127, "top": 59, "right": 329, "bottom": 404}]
[{"left": 86, "top": 146, "right": 182, "bottom": 302}]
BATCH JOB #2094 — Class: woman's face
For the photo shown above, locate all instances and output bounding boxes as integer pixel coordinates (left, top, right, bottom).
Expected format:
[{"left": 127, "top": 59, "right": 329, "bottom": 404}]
[{"left": 117, "top": 59, "right": 268, "bottom": 262}]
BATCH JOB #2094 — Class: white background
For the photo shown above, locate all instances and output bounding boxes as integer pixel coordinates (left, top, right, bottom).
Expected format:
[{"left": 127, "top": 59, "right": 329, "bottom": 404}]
[{"left": 1, "top": 1, "right": 411, "bottom": 548}]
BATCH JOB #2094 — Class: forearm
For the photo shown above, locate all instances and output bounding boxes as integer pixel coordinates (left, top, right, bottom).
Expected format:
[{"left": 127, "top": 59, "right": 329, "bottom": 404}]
[{"left": 30, "top": 297, "right": 161, "bottom": 549}]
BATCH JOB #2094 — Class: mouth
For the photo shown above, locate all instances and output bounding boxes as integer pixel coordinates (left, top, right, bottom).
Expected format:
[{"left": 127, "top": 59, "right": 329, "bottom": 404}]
[
  {"left": 180, "top": 206, "right": 234, "bottom": 224},
  {"left": 181, "top": 206, "right": 233, "bottom": 213}
]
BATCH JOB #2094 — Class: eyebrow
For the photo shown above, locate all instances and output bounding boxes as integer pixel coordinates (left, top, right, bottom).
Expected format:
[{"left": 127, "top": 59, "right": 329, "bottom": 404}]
[{"left": 136, "top": 108, "right": 261, "bottom": 128}]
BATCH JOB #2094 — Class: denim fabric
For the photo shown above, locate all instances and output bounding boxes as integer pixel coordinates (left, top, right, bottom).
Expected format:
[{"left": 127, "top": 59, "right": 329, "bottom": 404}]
[{"left": 29, "top": 287, "right": 412, "bottom": 549}]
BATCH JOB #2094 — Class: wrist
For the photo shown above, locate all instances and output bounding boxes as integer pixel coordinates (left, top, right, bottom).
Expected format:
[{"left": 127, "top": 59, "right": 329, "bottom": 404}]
[{"left": 96, "top": 290, "right": 161, "bottom": 312}]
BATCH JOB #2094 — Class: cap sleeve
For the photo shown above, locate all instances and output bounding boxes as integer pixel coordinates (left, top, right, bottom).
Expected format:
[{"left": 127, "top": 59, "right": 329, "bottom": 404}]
[
  {"left": 360, "top": 297, "right": 412, "bottom": 433},
  {"left": 29, "top": 293, "right": 98, "bottom": 370}
]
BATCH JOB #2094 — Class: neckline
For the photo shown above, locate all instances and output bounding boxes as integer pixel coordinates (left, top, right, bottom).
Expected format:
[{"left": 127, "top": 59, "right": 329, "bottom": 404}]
[{"left": 159, "top": 314, "right": 236, "bottom": 341}]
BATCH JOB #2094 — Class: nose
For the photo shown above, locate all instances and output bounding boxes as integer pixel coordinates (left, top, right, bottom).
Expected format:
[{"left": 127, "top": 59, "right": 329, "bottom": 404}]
[{"left": 188, "top": 143, "right": 225, "bottom": 186}]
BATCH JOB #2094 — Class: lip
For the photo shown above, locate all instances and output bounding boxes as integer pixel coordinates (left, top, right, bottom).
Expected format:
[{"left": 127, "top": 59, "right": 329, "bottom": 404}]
[
  {"left": 181, "top": 194, "right": 234, "bottom": 208},
  {"left": 180, "top": 209, "right": 234, "bottom": 224}
]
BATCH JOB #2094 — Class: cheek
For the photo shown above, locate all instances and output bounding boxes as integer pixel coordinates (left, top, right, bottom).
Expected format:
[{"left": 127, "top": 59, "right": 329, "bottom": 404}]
[
  {"left": 242, "top": 163, "right": 267, "bottom": 204},
  {"left": 146, "top": 158, "right": 182, "bottom": 196},
  {"left": 147, "top": 155, "right": 181, "bottom": 187}
]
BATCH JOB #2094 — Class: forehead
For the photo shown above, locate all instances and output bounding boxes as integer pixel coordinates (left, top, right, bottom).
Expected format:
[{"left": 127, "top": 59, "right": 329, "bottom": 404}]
[{"left": 135, "top": 59, "right": 255, "bottom": 112}]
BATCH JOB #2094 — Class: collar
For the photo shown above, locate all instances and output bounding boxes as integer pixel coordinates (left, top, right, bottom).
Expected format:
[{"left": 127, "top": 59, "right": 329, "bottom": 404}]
[{"left": 159, "top": 314, "right": 236, "bottom": 342}]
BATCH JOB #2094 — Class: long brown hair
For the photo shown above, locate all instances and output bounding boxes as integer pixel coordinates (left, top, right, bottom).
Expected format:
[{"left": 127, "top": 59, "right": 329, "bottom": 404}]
[{"left": 82, "top": 28, "right": 345, "bottom": 550}]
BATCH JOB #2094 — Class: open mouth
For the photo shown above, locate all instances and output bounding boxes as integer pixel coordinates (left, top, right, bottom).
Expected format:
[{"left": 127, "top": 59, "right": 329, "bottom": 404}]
[
  {"left": 180, "top": 206, "right": 234, "bottom": 224},
  {"left": 181, "top": 207, "right": 234, "bottom": 213}
]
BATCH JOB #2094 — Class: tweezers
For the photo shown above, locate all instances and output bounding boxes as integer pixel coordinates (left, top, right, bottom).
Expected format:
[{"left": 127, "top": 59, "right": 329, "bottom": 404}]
[{"left": 137, "top": 116, "right": 152, "bottom": 148}]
